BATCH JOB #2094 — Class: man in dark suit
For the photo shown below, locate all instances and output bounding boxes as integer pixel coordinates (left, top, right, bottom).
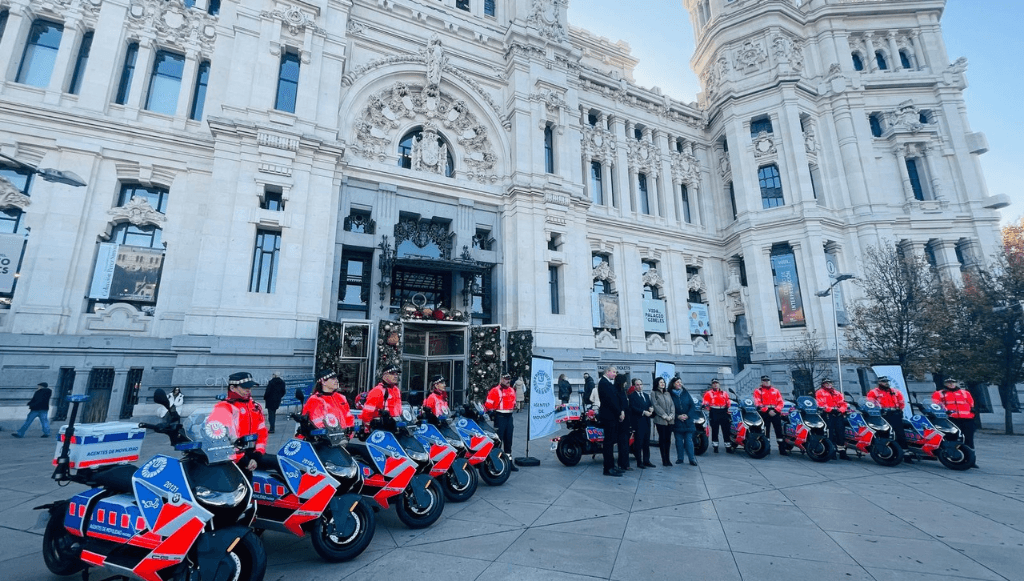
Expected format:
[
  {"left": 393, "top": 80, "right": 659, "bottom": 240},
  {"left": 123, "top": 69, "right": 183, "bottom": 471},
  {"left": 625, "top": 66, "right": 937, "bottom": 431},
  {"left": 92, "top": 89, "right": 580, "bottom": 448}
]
[
  {"left": 597, "top": 366, "right": 625, "bottom": 477},
  {"left": 628, "top": 378, "right": 656, "bottom": 468}
]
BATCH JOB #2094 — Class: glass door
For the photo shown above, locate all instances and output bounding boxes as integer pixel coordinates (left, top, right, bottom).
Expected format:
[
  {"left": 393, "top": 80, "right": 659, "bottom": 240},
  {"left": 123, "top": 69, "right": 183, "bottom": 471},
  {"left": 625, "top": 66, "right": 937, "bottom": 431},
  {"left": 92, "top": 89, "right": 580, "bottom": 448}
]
[{"left": 402, "top": 327, "right": 467, "bottom": 406}]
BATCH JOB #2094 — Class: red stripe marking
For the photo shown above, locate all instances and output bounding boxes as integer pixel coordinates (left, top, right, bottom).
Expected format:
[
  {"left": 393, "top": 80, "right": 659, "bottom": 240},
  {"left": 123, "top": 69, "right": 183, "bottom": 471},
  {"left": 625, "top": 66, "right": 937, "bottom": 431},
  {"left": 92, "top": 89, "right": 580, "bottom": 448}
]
[
  {"left": 78, "top": 505, "right": 85, "bottom": 518},
  {"left": 109, "top": 511, "right": 117, "bottom": 525},
  {"left": 277, "top": 485, "right": 285, "bottom": 496},
  {"left": 75, "top": 454, "right": 140, "bottom": 469},
  {"left": 121, "top": 514, "right": 130, "bottom": 529},
  {"left": 96, "top": 509, "right": 105, "bottom": 522},
  {"left": 81, "top": 550, "right": 105, "bottom": 567},
  {"left": 136, "top": 516, "right": 145, "bottom": 530},
  {"left": 68, "top": 503, "right": 75, "bottom": 516}
]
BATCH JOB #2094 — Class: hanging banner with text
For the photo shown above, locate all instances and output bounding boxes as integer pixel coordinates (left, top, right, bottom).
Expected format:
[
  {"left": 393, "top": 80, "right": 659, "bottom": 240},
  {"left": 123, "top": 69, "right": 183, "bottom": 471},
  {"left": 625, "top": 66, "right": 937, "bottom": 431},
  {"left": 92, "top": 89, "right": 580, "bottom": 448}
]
[
  {"left": 643, "top": 298, "right": 668, "bottom": 333},
  {"left": 88, "top": 243, "right": 164, "bottom": 302},
  {"left": 871, "top": 365, "right": 913, "bottom": 419},
  {"left": 688, "top": 302, "right": 711, "bottom": 336},
  {"left": 771, "top": 251, "right": 806, "bottom": 327},
  {"left": 0, "top": 233, "right": 24, "bottom": 293},
  {"left": 825, "top": 252, "right": 849, "bottom": 325},
  {"left": 654, "top": 361, "right": 675, "bottom": 389},
  {"left": 528, "top": 356, "right": 558, "bottom": 440}
]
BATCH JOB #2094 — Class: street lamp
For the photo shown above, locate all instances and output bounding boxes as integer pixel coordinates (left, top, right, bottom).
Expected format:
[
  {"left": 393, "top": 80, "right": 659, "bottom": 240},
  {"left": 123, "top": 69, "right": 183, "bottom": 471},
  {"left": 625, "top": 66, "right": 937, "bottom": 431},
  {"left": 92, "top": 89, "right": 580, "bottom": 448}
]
[
  {"left": 992, "top": 300, "right": 1024, "bottom": 313},
  {"left": 0, "top": 153, "right": 87, "bottom": 188},
  {"left": 816, "top": 273, "right": 855, "bottom": 393}
]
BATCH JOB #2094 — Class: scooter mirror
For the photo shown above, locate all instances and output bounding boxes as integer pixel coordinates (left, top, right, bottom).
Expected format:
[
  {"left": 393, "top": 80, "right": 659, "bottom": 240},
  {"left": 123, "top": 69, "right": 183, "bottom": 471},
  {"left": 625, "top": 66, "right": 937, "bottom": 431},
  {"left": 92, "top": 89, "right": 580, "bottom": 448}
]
[
  {"left": 153, "top": 388, "right": 170, "bottom": 408},
  {"left": 728, "top": 388, "right": 737, "bottom": 395},
  {"left": 295, "top": 388, "right": 305, "bottom": 404}
]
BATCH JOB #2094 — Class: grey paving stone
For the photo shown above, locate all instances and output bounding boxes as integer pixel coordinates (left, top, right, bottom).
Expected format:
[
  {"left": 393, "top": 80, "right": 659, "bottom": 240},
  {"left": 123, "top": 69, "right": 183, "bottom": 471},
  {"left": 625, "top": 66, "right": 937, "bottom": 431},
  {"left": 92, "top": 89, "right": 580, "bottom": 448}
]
[
  {"left": 535, "top": 513, "right": 629, "bottom": 540},
  {"left": 713, "top": 498, "right": 816, "bottom": 527},
  {"left": 622, "top": 511, "right": 727, "bottom": 550},
  {"left": 732, "top": 552, "right": 876, "bottom": 581},
  {"left": 496, "top": 528, "right": 620, "bottom": 578},
  {"left": 407, "top": 529, "right": 525, "bottom": 561},
  {"left": 721, "top": 521, "right": 857, "bottom": 564},
  {"left": 478, "top": 561, "right": 606, "bottom": 581},
  {"left": 828, "top": 531, "right": 1005, "bottom": 580},
  {"left": 610, "top": 540, "right": 740, "bottom": 581},
  {"left": 946, "top": 540, "right": 1024, "bottom": 581},
  {"left": 347, "top": 546, "right": 491, "bottom": 581},
  {"left": 798, "top": 504, "right": 933, "bottom": 539}
]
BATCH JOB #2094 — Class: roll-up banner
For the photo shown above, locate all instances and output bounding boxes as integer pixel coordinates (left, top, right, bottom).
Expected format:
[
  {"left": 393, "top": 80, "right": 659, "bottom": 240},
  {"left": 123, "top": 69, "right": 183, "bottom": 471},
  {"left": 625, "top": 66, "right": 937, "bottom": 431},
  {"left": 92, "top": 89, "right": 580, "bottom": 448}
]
[
  {"left": 654, "top": 361, "right": 675, "bottom": 389},
  {"left": 529, "top": 356, "right": 558, "bottom": 440},
  {"left": 871, "top": 365, "right": 913, "bottom": 419}
]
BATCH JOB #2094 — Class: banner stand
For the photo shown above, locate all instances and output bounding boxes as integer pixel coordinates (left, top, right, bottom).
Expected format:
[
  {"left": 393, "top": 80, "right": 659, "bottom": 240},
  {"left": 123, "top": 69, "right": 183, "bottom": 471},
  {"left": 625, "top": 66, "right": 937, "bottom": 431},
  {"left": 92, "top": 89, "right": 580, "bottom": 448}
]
[{"left": 516, "top": 355, "right": 556, "bottom": 467}]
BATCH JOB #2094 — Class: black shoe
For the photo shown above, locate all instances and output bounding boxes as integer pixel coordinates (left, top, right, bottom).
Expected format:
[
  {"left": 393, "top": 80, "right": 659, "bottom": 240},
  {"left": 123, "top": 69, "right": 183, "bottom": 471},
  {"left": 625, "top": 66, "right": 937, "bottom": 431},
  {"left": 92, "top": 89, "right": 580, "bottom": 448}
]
[
  {"left": 622, "top": 466, "right": 634, "bottom": 471},
  {"left": 604, "top": 470, "right": 623, "bottom": 477},
  {"left": 713, "top": 447, "right": 719, "bottom": 454},
  {"left": 970, "top": 464, "right": 979, "bottom": 469},
  {"left": 41, "top": 434, "right": 50, "bottom": 438},
  {"left": 779, "top": 447, "right": 789, "bottom": 456},
  {"left": 725, "top": 446, "right": 735, "bottom": 454},
  {"left": 663, "top": 462, "right": 672, "bottom": 467},
  {"left": 839, "top": 451, "right": 851, "bottom": 460},
  {"left": 510, "top": 464, "right": 519, "bottom": 472},
  {"left": 11, "top": 433, "right": 22, "bottom": 438},
  {"left": 643, "top": 462, "right": 657, "bottom": 468},
  {"left": 903, "top": 456, "right": 913, "bottom": 464},
  {"left": 268, "top": 430, "right": 275, "bottom": 434},
  {"left": 689, "top": 461, "right": 698, "bottom": 466}
]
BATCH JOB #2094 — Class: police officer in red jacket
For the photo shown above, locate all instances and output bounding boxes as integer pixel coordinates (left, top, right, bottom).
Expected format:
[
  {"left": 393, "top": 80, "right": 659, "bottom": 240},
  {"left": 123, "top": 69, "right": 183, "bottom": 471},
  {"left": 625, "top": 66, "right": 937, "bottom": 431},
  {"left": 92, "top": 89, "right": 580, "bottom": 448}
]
[
  {"left": 423, "top": 375, "right": 451, "bottom": 421},
  {"left": 753, "top": 375, "right": 786, "bottom": 455},
  {"left": 485, "top": 373, "right": 518, "bottom": 471},
  {"left": 302, "top": 369, "right": 354, "bottom": 432},
  {"left": 207, "top": 372, "right": 268, "bottom": 471},
  {"left": 867, "top": 376, "right": 910, "bottom": 462},
  {"left": 933, "top": 378, "right": 976, "bottom": 452},
  {"left": 815, "top": 379, "right": 850, "bottom": 460},
  {"left": 360, "top": 364, "right": 403, "bottom": 425},
  {"left": 702, "top": 379, "right": 734, "bottom": 453}
]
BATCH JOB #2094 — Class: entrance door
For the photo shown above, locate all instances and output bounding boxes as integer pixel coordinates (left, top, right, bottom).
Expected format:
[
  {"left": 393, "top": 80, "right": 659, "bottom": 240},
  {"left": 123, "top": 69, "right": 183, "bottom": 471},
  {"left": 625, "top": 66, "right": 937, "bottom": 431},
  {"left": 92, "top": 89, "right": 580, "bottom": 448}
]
[
  {"left": 84, "top": 367, "right": 115, "bottom": 423},
  {"left": 119, "top": 368, "right": 144, "bottom": 419},
  {"left": 402, "top": 327, "right": 468, "bottom": 406}
]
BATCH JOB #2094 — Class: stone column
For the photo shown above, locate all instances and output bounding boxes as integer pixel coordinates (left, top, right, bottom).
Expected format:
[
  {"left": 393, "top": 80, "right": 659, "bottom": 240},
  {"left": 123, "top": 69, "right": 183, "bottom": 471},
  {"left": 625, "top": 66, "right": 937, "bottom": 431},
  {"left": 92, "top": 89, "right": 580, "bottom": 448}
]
[
  {"left": 44, "top": 17, "right": 82, "bottom": 103},
  {"left": 0, "top": 6, "right": 28, "bottom": 80},
  {"left": 894, "top": 145, "right": 913, "bottom": 200},
  {"left": 175, "top": 49, "right": 200, "bottom": 118},
  {"left": 908, "top": 31, "right": 924, "bottom": 70},
  {"left": 613, "top": 117, "right": 632, "bottom": 214},
  {"left": 922, "top": 145, "right": 944, "bottom": 200},
  {"left": 829, "top": 98, "right": 871, "bottom": 210},
  {"left": 863, "top": 33, "right": 878, "bottom": 71},
  {"left": 887, "top": 33, "right": 902, "bottom": 71}
]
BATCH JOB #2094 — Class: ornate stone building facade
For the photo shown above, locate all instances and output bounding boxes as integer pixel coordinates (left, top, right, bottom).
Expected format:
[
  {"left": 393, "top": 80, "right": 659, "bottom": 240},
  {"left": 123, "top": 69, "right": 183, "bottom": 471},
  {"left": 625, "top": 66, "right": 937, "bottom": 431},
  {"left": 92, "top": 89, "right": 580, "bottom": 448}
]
[{"left": 0, "top": 0, "right": 1004, "bottom": 418}]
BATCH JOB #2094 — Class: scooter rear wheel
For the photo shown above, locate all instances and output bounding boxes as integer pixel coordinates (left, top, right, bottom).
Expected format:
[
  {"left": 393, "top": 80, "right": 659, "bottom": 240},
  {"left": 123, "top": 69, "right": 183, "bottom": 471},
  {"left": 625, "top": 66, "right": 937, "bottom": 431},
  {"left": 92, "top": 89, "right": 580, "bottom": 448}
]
[
  {"left": 310, "top": 499, "right": 376, "bottom": 562},
  {"left": 173, "top": 530, "right": 267, "bottom": 581},
  {"left": 693, "top": 431, "right": 710, "bottom": 456},
  {"left": 869, "top": 440, "right": 903, "bottom": 467},
  {"left": 556, "top": 438, "right": 583, "bottom": 467},
  {"left": 938, "top": 444, "right": 975, "bottom": 471},
  {"left": 42, "top": 502, "right": 85, "bottom": 576},
  {"left": 744, "top": 434, "right": 770, "bottom": 459}
]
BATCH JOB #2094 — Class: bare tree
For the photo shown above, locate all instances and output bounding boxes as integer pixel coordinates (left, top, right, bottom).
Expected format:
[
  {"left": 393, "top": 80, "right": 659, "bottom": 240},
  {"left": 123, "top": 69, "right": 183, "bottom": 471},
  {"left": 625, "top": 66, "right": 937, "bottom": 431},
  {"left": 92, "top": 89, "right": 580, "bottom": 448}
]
[{"left": 786, "top": 331, "right": 832, "bottom": 397}]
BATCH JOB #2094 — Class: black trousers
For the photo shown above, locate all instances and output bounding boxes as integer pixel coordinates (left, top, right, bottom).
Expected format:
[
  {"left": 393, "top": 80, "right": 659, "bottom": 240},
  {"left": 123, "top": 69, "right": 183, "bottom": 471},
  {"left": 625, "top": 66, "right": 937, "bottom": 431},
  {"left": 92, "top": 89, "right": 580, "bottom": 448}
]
[
  {"left": 882, "top": 410, "right": 908, "bottom": 449},
  {"left": 709, "top": 409, "right": 731, "bottom": 445},
  {"left": 493, "top": 413, "right": 514, "bottom": 454},
  {"left": 951, "top": 417, "right": 976, "bottom": 449},
  {"left": 617, "top": 421, "right": 631, "bottom": 469},
  {"left": 759, "top": 410, "right": 784, "bottom": 442},
  {"left": 266, "top": 408, "right": 278, "bottom": 432},
  {"left": 631, "top": 418, "right": 651, "bottom": 465},
  {"left": 823, "top": 411, "right": 845, "bottom": 449},
  {"left": 655, "top": 423, "right": 673, "bottom": 464},
  {"left": 602, "top": 420, "right": 619, "bottom": 472}
]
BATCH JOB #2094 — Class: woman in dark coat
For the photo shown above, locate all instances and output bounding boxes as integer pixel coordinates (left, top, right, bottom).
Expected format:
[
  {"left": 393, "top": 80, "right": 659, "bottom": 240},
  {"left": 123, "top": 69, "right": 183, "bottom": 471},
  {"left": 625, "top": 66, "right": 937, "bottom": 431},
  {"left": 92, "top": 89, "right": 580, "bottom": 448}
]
[
  {"left": 557, "top": 374, "right": 572, "bottom": 404},
  {"left": 669, "top": 378, "right": 699, "bottom": 466},
  {"left": 613, "top": 373, "right": 632, "bottom": 471}
]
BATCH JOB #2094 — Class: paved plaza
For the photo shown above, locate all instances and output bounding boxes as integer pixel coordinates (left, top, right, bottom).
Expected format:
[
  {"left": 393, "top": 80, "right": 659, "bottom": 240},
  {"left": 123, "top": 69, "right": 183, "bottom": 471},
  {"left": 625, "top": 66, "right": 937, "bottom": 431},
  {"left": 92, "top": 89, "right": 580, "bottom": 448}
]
[{"left": 1, "top": 415, "right": 1022, "bottom": 581}]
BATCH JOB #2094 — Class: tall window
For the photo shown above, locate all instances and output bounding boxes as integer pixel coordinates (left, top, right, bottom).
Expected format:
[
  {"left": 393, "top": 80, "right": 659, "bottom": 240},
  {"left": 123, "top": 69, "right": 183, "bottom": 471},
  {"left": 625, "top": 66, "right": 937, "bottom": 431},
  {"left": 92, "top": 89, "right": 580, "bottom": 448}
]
[
  {"left": 809, "top": 164, "right": 823, "bottom": 200},
  {"left": 851, "top": 52, "right": 864, "bottom": 71},
  {"left": 0, "top": 11, "right": 9, "bottom": 45},
  {"left": 145, "top": 50, "right": 185, "bottom": 115},
  {"left": 16, "top": 20, "right": 63, "bottom": 87},
  {"left": 750, "top": 117, "right": 773, "bottom": 137},
  {"left": 484, "top": 0, "right": 496, "bottom": 16},
  {"left": 875, "top": 51, "right": 888, "bottom": 71},
  {"left": 680, "top": 183, "right": 692, "bottom": 223},
  {"left": 638, "top": 173, "right": 650, "bottom": 215},
  {"left": 249, "top": 230, "right": 281, "bottom": 293},
  {"left": 114, "top": 42, "right": 139, "bottom": 105},
  {"left": 67, "top": 31, "right": 93, "bottom": 95},
  {"left": 338, "top": 248, "right": 372, "bottom": 318},
  {"left": 189, "top": 60, "right": 210, "bottom": 120},
  {"left": 548, "top": 264, "right": 560, "bottom": 314},
  {"left": 906, "top": 158, "right": 925, "bottom": 201},
  {"left": 590, "top": 161, "right": 603, "bottom": 205},
  {"left": 544, "top": 125, "right": 554, "bottom": 174},
  {"left": 207, "top": 0, "right": 221, "bottom": 15},
  {"left": 899, "top": 50, "right": 913, "bottom": 69},
  {"left": 728, "top": 181, "right": 737, "bottom": 220},
  {"left": 456, "top": 0, "right": 470, "bottom": 11},
  {"left": 869, "top": 113, "right": 883, "bottom": 137},
  {"left": 275, "top": 50, "right": 300, "bottom": 113},
  {"left": 758, "top": 164, "right": 784, "bottom": 208},
  {"left": 110, "top": 185, "right": 168, "bottom": 248}
]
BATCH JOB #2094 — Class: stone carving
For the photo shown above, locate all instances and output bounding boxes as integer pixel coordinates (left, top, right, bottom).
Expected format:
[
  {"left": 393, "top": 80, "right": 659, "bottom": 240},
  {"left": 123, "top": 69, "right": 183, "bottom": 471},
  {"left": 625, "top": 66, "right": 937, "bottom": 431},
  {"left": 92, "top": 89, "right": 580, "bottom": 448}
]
[
  {"left": 531, "top": 89, "right": 566, "bottom": 113},
  {"left": 108, "top": 196, "right": 167, "bottom": 228},
  {"left": 127, "top": 0, "right": 217, "bottom": 53},
  {"left": 885, "top": 100, "right": 924, "bottom": 134},
  {"left": 735, "top": 40, "right": 767, "bottom": 71},
  {"left": 0, "top": 176, "right": 31, "bottom": 211},
  {"left": 526, "top": 0, "right": 568, "bottom": 43},
  {"left": 670, "top": 147, "right": 701, "bottom": 187},
  {"left": 394, "top": 218, "right": 456, "bottom": 261},
  {"left": 718, "top": 151, "right": 731, "bottom": 178},
  {"left": 594, "top": 330, "right": 618, "bottom": 350},
  {"left": 425, "top": 34, "right": 446, "bottom": 90},
  {"left": 352, "top": 82, "right": 498, "bottom": 183},
  {"left": 724, "top": 265, "right": 746, "bottom": 323},
  {"left": 752, "top": 131, "right": 777, "bottom": 157},
  {"left": 85, "top": 303, "right": 151, "bottom": 332},
  {"left": 948, "top": 56, "right": 968, "bottom": 75},
  {"left": 627, "top": 139, "right": 660, "bottom": 177},
  {"left": 642, "top": 267, "right": 665, "bottom": 289},
  {"left": 412, "top": 122, "right": 449, "bottom": 175},
  {"left": 687, "top": 272, "right": 706, "bottom": 294},
  {"left": 826, "top": 62, "right": 843, "bottom": 80},
  {"left": 646, "top": 333, "right": 668, "bottom": 352},
  {"left": 582, "top": 125, "right": 616, "bottom": 163},
  {"left": 772, "top": 34, "right": 804, "bottom": 71},
  {"left": 35, "top": 0, "right": 102, "bottom": 23},
  {"left": 803, "top": 126, "right": 817, "bottom": 154},
  {"left": 347, "top": 19, "right": 366, "bottom": 36},
  {"left": 260, "top": 5, "right": 323, "bottom": 36},
  {"left": 592, "top": 260, "right": 616, "bottom": 283},
  {"left": 692, "top": 336, "right": 710, "bottom": 353}
]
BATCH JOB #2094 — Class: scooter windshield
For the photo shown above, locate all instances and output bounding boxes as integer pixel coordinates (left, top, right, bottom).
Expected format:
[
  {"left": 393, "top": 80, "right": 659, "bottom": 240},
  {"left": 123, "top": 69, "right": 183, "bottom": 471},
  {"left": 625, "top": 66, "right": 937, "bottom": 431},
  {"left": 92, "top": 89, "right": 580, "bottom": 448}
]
[{"left": 182, "top": 409, "right": 239, "bottom": 465}]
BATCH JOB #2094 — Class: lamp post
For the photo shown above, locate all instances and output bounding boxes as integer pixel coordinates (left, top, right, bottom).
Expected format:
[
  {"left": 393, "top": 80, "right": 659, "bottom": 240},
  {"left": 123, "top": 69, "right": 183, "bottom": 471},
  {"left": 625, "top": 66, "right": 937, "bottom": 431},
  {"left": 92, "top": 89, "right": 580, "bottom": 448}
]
[
  {"left": 0, "top": 153, "right": 87, "bottom": 188},
  {"left": 816, "top": 273, "right": 855, "bottom": 393}
]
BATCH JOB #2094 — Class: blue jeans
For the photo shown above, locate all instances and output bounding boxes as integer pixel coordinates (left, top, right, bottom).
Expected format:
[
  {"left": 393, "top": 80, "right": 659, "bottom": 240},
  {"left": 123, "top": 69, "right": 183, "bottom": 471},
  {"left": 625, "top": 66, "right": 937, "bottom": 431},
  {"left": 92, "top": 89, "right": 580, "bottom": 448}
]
[
  {"left": 17, "top": 410, "right": 50, "bottom": 437},
  {"left": 674, "top": 430, "right": 695, "bottom": 463}
]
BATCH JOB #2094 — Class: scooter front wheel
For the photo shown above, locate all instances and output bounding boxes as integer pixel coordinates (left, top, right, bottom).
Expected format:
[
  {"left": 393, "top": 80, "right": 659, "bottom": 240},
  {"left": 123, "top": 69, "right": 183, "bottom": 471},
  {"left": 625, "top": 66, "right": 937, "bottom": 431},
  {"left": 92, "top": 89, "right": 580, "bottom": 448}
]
[
  {"left": 42, "top": 502, "right": 85, "bottom": 576},
  {"left": 479, "top": 452, "right": 512, "bottom": 485},
  {"left": 556, "top": 438, "right": 583, "bottom": 466},
  {"left": 310, "top": 499, "right": 376, "bottom": 562},
  {"left": 869, "top": 440, "right": 903, "bottom": 467},
  {"left": 442, "top": 459, "right": 479, "bottom": 502},
  {"left": 744, "top": 434, "right": 770, "bottom": 459},
  {"left": 938, "top": 444, "right": 975, "bottom": 471},
  {"left": 808, "top": 437, "right": 834, "bottom": 462},
  {"left": 395, "top": 477, "right": 445, "bottom": 529},
  {"left": 174, "top": 530, "right": 267, "bottom": 581}
]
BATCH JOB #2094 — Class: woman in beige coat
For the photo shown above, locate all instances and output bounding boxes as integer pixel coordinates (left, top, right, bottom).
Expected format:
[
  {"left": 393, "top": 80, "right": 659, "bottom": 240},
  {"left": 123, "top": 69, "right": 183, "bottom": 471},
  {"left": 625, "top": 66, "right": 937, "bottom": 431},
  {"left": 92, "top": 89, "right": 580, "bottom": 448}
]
[{"left": 651, "top": 377, "right": 675, "bottom": 466}]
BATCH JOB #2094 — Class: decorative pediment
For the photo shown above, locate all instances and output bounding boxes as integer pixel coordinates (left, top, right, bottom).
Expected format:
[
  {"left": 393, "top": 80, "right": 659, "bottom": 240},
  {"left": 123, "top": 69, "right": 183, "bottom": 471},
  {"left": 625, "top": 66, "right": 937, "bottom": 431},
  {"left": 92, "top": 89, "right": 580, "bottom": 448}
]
[
  {"left": 394, "top": 218, "right": 455, "bottom": 261},
  {"left": 127, "top": 0, "right": 217, "bottom": 53},
  {"left": 84, "top": 303, "right": 153, "bottom": 333},
  {"left": 261, "top": 4, "right": 323, "bottom": 36},
  {"left": 108, "top": 197, "right": 167, "bottom": 228},
  {"left": 582, "top": 125, "right": 616, "bottom": 163},
  {"left": 735, "top": 40, "right": 767, "bottom": 71},
  {"left": 627, "top": 139, "right": 660, "bottom": 177},
  {"left": 884, "top": 100, "right": 925, "bottom": 134},
  {"left": 526, "top": 0, "right": 569, "bottom": 43},
  {"left": 670, "top": 147, "right": 700, "bottom": 186},
  {"left": 646, "top": 333, "right": 669, "bottom": 352},
  {"left": 718, "top": 152, "right": 731, "bottom": 178},
  {"left": 592, "top": 261, "right": 616, "bottom": 283},
  {"left": 0, "top": 177, "right": 31, "bottom": 211},
  {"left": 752, "top": 131, "right": 777, "bottom": 158},
  {"left": 692, "top": 336, "right": 710, "bottom": 352},
  {"left": 594, "top": 330, "right": 618, "bottom": 350},
  {"left": 642, "top": 267, "right": 664, "bottom": 289},
  {"left": 687, "top": 272, "right": 706, "bottom": 294}
]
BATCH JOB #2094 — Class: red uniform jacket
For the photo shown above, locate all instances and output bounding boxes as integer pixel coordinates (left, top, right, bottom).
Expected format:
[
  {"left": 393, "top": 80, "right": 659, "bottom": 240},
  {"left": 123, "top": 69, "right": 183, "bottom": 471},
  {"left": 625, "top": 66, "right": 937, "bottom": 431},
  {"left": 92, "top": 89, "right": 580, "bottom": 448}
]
[
  {"left": 302, "top": 391, "right": 354, "bottom": 430},
  {"left": 208, "top": 397, "right": 268, "bottom": 460},
  {"left": 423, "top": 392, "right": 450, "bottom": 418},
  {"left": 485, "top": 385, "right": 516, "bottom": 412},
  {"left": 932, "top": 388, "right": 974, "bottom": 418},
  {"left": 815, "top": 387, "right": 848, "bottom": 413},
  {"left": 866, "top": 387, "right": 905, "bottom": 412},
  {"left": 703, "top": 389, "right": 730, "bottom": 409},
  {"left": 360, "top": 383, "right": 402, "bottom": 423},
  {"left": 753, "top": 386, "right": 784, "bottom": 413}
]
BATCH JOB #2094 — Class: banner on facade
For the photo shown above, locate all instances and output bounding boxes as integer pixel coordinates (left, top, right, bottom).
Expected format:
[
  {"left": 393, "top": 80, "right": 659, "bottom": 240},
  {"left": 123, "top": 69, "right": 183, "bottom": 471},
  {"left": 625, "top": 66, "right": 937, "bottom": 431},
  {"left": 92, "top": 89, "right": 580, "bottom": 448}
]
[
  {"left": 771, "top": 252, "right": 805, "bottom": 327},
  {"left": 643, "top": 298, "right": 668, "bottom": 333},
  {"left": 89, "top": 243, "right": 164, "bottom": 302},
  {"left": 871, "top": 365, "right": 913, "bottom": 419},
  {"left": 0, "top": 233, "right": 24, "bottom": 293},
  {"left": 825, "top": 252, "right": 849, "bottom": 325},
  {"left": 528, "top": 356, "right": 558, "bottom": 440},
  {"left": 591, "top": 292, "right": 620, "bottom": 329},
  {"left": 688, "top": 302, "right": 711, "bottom": 336},
  {"left": 654, "top": 361, "right": 675, "bottom": 389}
]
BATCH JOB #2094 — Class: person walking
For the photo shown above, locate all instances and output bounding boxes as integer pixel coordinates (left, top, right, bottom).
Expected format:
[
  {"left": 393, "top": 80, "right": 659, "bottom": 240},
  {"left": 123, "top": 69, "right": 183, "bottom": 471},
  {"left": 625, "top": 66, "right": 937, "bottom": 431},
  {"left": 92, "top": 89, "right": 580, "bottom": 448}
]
[
  {"left": 557, "top": 374, "right": 572, "bottom": 405},
  {"left": 160, "top": 387, "right": 185, "bottom": 418},
  {"left": 651, "top": 377, "right": 675, "bottom": 466},
  {"left": 753, "top": 375, "right": 786, "bottom": 455},
  {"left": 485, "top": 373, "right": 519, "bottom": 471},
  {"left": 597, "top": 366, "right": 624, "bottom": 476},
  {"left": 670, "top": 378, "right": 699, "bottom": 466},
  {"left": 514, "top": 377, "right": 526, "bottom": 412},
  {"left": 867, "top": 376, "right": 911, "bottom": 463},
  {"left": 264, "top": 372, "right": 286, "bottom": 434},
  {"left": 628, "top": 378, "right": 656, "bottom": 468},
  {"left": 702, "top": 379, "right": 734, "bottom": 453},
  {"left": 12, "top": 382, "right": 52, "bottom": 438},
  {"left": 933, "top": 378, "right": 977, "bottom": 466},
  {"left": 583, "top": 373, "right": 596, "bottom": 406},
  {"left": 815, "top": 379, "right": 849, "bottom": 460}
]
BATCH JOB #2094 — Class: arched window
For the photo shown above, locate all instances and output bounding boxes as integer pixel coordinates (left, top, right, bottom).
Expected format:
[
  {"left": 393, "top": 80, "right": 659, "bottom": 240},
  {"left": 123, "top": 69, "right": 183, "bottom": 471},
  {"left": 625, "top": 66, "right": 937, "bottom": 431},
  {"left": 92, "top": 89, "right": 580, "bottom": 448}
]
[
  {"left": 638, "top": 173, "right": 651, "bottom": 215},
  {"left": 544, "top": 125, "right": 555, "bottom": 174},
  {"left": 869, "top": 113, "right": 884, "bottom": 137},
  {"left": 851, "top": 52, "right": 864, "bottom": 71},
  {"left": 397, "top": 128, "right": 454, "bottom": 178},
  {"left": 875, "top": 51, "right": 888, "bottom": 71},
  {"left": 899, "top": 49, "right": 913, "bottom": 70},
  {"left": 758, "top": 165, "right": 784, "bottom": 208}
]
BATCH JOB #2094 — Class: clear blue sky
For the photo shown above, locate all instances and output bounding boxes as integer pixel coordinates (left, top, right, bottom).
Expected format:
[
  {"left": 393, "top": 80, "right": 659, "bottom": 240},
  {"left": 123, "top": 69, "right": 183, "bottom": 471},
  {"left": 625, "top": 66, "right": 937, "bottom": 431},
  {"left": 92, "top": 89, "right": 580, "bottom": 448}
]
[{"left": 568, "top": 0, "right": 1024, "bottom": 224}]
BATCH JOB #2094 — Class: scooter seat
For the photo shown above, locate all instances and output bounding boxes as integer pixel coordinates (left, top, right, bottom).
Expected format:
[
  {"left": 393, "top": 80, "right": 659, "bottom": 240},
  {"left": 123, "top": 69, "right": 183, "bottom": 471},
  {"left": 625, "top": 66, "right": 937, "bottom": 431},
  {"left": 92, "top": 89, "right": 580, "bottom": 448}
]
[{"left": 91, "top": 464, "right": 138, "bottom": 493}]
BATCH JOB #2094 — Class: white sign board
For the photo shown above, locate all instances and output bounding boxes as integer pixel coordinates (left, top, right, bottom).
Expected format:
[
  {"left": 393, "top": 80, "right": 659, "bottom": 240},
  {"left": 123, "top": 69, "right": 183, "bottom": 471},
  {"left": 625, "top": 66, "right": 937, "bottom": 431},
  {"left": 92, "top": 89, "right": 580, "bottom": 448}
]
[
  {"left": 528, "top": 356, "right": 558, "bottom": 440},
  {"left": 643, "top": 298, "right": 668, "bottom": 333}
]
